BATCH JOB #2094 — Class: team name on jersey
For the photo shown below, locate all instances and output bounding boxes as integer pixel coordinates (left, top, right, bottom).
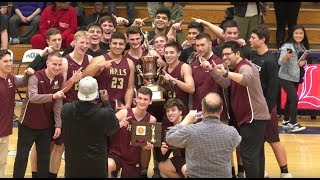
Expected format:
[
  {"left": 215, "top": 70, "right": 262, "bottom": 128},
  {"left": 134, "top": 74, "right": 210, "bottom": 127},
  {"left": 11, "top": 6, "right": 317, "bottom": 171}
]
[
  {"left": 110, "top": 68, "right": 127, "bottom": 76},
  {"left": 126, "top": 124, "right": 132, "bottom": 131},
  {"left": 72, "top": 70, "right": 81, "bottom": 90},
  {"left": 7, "top": 78, "right": 13, "bottom": 88}
]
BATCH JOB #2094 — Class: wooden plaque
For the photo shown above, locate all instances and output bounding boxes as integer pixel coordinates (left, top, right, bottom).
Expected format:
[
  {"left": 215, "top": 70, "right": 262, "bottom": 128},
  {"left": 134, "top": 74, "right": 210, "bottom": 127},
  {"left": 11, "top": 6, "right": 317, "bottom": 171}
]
[{"left": 131, "top": 122, "right": 162, "bottom": 147}]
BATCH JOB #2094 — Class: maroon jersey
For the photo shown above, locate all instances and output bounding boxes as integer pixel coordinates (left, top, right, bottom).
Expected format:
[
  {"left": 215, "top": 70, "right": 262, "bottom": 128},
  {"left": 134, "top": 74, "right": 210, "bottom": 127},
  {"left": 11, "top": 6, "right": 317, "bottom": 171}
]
[
  {"left": 123, "top": 51, "right": 148, "bottom": 89},
  {"left": 191, "top": 54, "right": 223, "bottom": 111},
  {"left": 21, "top": 69, "right": 64, "bottom": 129},
  {"left": 0, "top": 74, "right": 16, "bottom": 137},
  {"left": 64, "top": 54, "right": 90, "bottom": 103},
  {"left": 165, "top": 61, "right": 189, "bottom": 112},
  {"left": 108, "top": 108, "right": 151, "bottom": 164},
  {"left": 95, "top": 54, "right": 131, "bottom": 110},
  {"left": 230, "top": 60, "right": 253, "bottom": 126}
]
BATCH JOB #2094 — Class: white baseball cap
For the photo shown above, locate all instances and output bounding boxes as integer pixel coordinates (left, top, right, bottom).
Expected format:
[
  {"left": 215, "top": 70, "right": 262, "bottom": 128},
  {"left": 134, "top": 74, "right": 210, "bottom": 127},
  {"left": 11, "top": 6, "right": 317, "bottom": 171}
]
[{"left": 77, "top": 76, "right": 99, "bottom": 101}]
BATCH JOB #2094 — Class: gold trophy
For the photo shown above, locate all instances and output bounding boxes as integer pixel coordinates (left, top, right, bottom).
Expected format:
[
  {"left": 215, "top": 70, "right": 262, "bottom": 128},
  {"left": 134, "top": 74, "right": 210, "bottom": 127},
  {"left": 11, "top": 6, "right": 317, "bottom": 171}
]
[{"left": 136, "top": 31, "right": 165, "bottom": 102}]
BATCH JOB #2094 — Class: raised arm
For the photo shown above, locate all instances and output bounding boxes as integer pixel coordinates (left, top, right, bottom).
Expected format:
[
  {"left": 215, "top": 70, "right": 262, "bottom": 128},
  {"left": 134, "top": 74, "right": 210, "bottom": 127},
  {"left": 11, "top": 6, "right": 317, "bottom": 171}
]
[
  {"left": 179, "top": 63, "right": 195, "bottom": 94},
  {"left": 82, "top": 55, "right": 105, "bottom": 77},
  {"left": 61, "top": 58, "right": 83, "bottom": 93},
  {"left": 192, "top": 17, "right": 224, "bottom": 41}
]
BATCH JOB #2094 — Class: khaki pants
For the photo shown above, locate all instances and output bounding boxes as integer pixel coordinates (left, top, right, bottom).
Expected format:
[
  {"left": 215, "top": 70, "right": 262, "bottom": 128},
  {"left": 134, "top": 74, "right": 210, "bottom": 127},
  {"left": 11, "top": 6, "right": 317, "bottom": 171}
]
[
  {"left": 0, "top": 136, "right": 9, "bottom": 178},
  {"left": 234, "top": 15, "right": 259, "bottom": 43}
]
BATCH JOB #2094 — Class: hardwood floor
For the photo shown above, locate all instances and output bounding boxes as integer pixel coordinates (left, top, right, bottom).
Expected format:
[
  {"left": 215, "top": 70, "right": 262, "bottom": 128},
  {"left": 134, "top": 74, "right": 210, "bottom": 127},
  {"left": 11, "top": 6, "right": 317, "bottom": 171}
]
[{"left": 5, "top": 105, "right": 320, "bottom": 178}]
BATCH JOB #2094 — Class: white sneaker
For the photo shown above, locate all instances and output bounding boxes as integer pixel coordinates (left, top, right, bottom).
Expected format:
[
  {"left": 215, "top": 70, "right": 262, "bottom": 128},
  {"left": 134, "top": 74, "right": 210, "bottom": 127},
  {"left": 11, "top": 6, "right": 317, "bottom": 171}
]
[
  {"left": 291, "top": 123, "right": 306, "bottom": 132},
  {"left": 280, "top": 172, "right": 292, "bottom": 178},
  {"left": 264, "top": 170, "right": 269, "bottom": 178},
  {"left": 282, "top": 120, "right": 292, "bottom": 129},
  {"left": 237, "top": 172, "right": 245, "bottom": 178}
]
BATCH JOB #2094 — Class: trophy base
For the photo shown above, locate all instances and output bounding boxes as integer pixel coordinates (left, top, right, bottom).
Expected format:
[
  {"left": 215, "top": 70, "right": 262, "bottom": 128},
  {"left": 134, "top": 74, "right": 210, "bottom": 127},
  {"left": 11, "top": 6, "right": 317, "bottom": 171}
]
[{"left": 143, "top": 85, "right": 165, "bottom": 102}]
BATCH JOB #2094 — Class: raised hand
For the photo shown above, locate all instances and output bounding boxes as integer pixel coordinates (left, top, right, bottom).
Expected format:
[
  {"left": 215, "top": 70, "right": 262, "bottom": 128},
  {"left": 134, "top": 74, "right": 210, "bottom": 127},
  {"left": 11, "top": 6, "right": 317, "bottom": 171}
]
[
  {"left": 53, "top": 87, "right": 66, "bottom": 100},
  {"left": 181, "top": 40, "right": 192, "bottom": 49},
  {"left": 198, "top": 55, "right": 207, "bottom": 64},
  {"left": 132, "top": 17, "right": 148, "bottom": 27},
  {"left": 144, "top": 141, "right": 154, "bottom": 150},
  {"left": 42, "top": 46, "right": 55, "bottom": 56},
  {"left": 160, "top": 142, "right": 169, "bottom": 155},
  {"left": 70, "top": 67, "right": 83, "bottom": 83},
  {"left": 214, "top": 64, "right": 227, "bottom": 76},
  {"left": 191, "top": 17, "right": 204, "bottom": 24},
  {"left": 119, "top": 116, "right": 132, "bottom": 128},
  {"left": 99, "top": 89, "right": 109, "bottom": 101},
  {"left": 24, "top": 67, "right": 35, "bottom": 75},
  {"left": 98, "top": 59, "right": 116, "bottom": 69},
  {"left": 162, "top": 69, "right": 173, "bottom": 81},
  {"left": 112, "top": 14, "right": 129, "bottom": 26},
  {"left": 172, "top": 20, "right": 183, "bottom": 31},
  {"left": 167, "top": 35, "right": 176, "bottom": 42},
  {"left": 200, "top": 59, "right": 213, "bottom": 71},
  {"left": 236, "top": 39, "right": 247, "bottom": 47}
]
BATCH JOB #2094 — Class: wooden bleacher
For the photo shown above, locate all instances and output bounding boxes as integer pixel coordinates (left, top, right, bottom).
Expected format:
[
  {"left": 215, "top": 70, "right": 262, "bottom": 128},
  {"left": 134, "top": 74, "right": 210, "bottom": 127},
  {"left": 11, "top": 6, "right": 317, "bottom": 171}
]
[{"left": 8, "top": 2, "right": 320, "bottom": 63}]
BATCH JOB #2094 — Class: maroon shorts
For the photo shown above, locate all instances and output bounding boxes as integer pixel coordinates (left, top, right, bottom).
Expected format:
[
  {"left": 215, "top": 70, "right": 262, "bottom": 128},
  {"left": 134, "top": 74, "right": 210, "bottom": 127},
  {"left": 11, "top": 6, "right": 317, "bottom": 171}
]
[
  {"left": 170, "top": 156, "right": 186, "bottom": 177},
  {"left": 264, "top": 107, "right": 280, "bottom": 143},
  {"left": 108, "top": 154, "right": 141, "bottom": 178}
]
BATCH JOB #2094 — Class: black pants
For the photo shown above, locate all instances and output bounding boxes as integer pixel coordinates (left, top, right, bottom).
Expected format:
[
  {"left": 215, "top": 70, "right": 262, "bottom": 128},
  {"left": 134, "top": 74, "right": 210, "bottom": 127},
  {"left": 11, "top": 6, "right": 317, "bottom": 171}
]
[
  {"left": 239, "top": 120, "right": 267, "bottom": 178},
  {"left": 274, "top": 2, "right": 301, "bottom": 48},
  {"left": 280, "top": 79, "right": 299, "bottom": 124},
  {"left": 13, "top": 123, "right": 51, "bottom": 178}
]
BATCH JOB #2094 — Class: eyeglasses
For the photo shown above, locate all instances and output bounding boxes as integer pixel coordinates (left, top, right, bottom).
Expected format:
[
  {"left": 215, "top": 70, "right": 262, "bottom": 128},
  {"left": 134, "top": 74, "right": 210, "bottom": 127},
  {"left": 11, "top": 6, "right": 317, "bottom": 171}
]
[{"left": 222, "top": 52, "right": 234, "bottom": 57}]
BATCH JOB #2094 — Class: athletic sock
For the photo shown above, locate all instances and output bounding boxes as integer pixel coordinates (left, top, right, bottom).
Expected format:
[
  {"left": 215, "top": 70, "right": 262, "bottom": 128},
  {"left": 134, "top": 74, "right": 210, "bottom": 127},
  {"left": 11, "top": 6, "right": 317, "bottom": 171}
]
[
  {"left": 238, "top": 164, "right": 244, "bottom": 173},
  {"left": 48, "top": 172, "right": 57, "bottom": 178},
  {"left": 280, "top": 164, "right": 289, "bottom": 173},
  {"left": 32, "top": 171, "right": 37, "bottom": 178},
  {"left": 231, "top": 166, "right": 236, "bottom": 178}
]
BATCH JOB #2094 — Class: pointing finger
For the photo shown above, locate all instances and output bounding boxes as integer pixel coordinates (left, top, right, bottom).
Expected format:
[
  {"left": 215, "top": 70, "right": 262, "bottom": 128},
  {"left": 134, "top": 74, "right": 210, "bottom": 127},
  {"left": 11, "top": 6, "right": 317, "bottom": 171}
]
[
  {"left": 161, "top": 69, "right": 167, "bottom": 75},
  {"left": 142, "top": 17, "right": 148, "bottom": 21},
  {"left": 61, "top": 87, "right": 67, "bottom": 93},
  {"left": 112, "top": 14, "right": 117, "bottom": 19},
  {"left": 123, "top": 116, "right": 132, "bottom": 121},
  {"left": 109, "top": 59, "right": 117, "bottom": 63},
  {"left": 77, "top": 67, "right": 83, "bottom": 72},
  {"left": 211, "top": 59, "right": 217, "bottom": 67}
]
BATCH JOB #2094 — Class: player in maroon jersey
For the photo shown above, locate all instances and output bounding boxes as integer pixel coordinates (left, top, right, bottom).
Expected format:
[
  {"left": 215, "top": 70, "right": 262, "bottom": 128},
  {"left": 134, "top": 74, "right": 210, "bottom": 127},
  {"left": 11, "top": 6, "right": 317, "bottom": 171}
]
[
  {"left": 83, "top": 32, "right": 135, "bottom": 111},
  {"left": 48, "top": 30, "right": 93, "bottom": 178},
  {"left": 108, "top": 87, "right": 157, "bottom": 178}
]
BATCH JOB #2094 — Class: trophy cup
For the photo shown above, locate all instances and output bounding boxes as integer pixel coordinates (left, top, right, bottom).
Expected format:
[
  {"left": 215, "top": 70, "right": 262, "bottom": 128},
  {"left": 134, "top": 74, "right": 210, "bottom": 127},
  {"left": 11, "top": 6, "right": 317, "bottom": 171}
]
[{"left": 136, "top": 31, "right": 165, "bottom": 102}]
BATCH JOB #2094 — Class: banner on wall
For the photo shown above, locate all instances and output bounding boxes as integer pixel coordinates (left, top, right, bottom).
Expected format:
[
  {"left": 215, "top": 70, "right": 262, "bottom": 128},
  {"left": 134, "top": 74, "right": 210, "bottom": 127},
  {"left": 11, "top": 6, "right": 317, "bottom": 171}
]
[{"left": 280, "top": 64, "right": 320, "bottom": 110}]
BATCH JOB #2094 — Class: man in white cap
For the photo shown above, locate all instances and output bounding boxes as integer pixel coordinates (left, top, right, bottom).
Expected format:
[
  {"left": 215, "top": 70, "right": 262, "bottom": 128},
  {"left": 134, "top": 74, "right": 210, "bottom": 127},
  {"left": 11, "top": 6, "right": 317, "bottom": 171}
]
[{"left": 62, "top": 76, "right": 120, "bottom": 178}]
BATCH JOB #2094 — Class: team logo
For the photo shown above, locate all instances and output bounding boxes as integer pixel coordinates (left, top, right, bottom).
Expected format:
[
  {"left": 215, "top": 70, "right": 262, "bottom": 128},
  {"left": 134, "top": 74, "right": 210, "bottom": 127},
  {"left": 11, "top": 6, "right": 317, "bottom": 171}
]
[
  {"left": 52, "top": 81, "right": 60, "bottom": 89},
  {"left": 136, "top": 126, "right": 146, "bottom": 136},
  {"left": 8, "top": 78, "right": 13, "bottom": 88},
  {"left": 59, "top": 22, "right": 69, "bottom": 28}
]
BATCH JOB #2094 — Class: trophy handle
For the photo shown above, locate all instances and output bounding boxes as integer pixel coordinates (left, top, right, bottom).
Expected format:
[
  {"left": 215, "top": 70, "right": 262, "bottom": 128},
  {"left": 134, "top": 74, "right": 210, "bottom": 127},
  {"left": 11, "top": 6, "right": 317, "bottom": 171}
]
[
  {"left": 155, "top": 64, "right": 162, "bottom": 78},
  {"left": 136, "top": 65, "right": 144, "bottom": 78}
]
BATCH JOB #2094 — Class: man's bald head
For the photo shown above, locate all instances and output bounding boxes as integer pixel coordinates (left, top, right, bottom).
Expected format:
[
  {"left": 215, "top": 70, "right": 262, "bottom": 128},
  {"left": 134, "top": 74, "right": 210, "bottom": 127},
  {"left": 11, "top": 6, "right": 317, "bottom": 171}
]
[{"left": 202, "top": 92, "right": 223, "bottom": 114}]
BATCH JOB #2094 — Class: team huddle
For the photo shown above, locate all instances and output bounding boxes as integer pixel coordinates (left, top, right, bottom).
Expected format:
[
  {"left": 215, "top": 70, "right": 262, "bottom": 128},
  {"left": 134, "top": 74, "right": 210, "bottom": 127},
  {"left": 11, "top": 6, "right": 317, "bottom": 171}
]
[{"left": 0, "top": 3, "right": 310, "bottom": 178}]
